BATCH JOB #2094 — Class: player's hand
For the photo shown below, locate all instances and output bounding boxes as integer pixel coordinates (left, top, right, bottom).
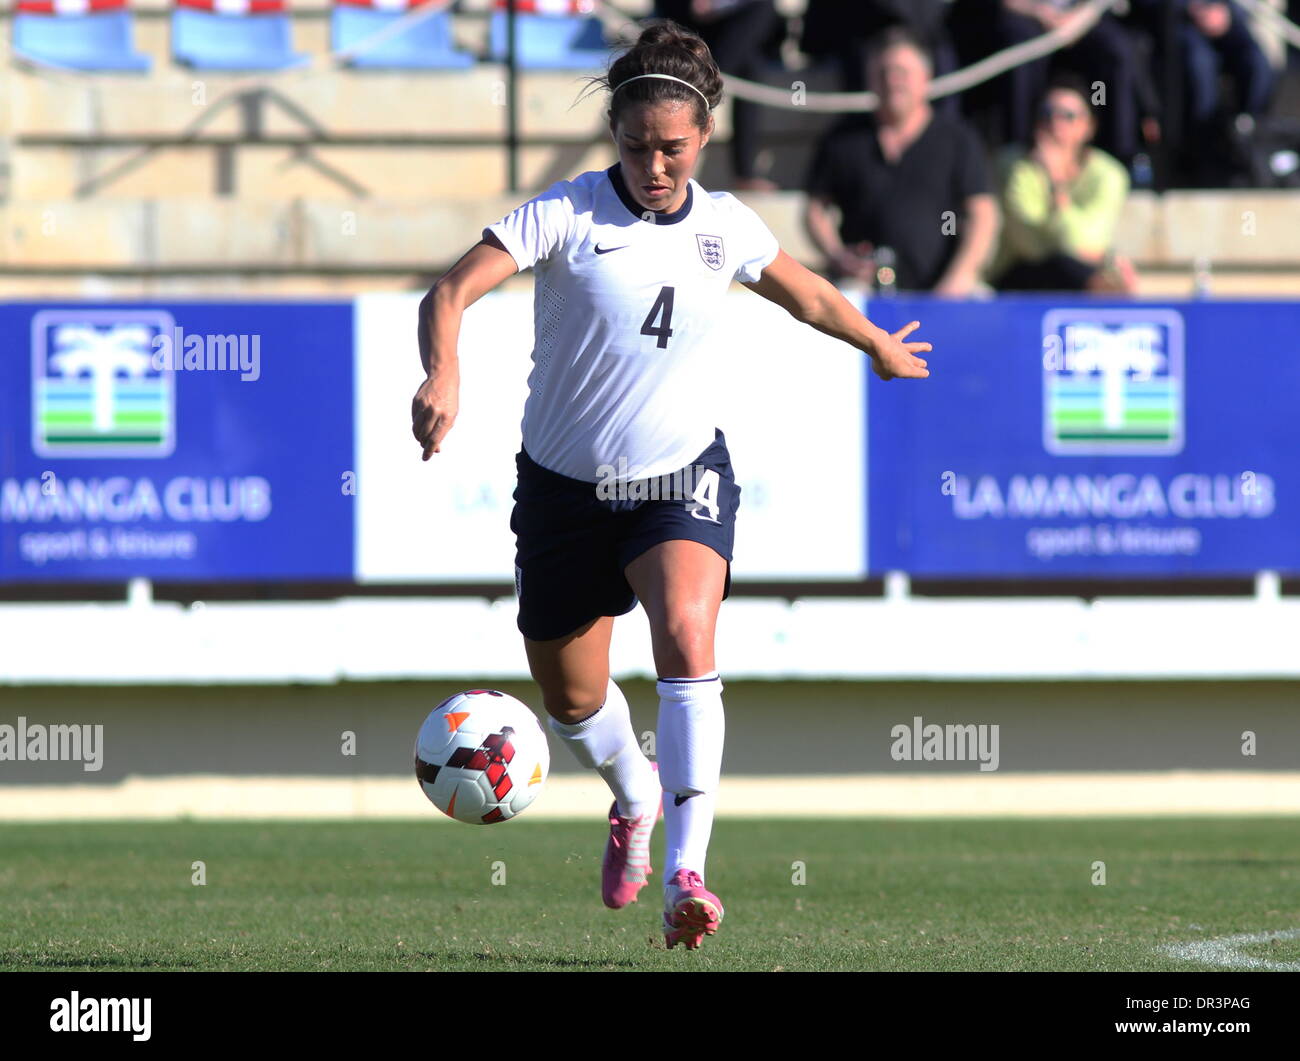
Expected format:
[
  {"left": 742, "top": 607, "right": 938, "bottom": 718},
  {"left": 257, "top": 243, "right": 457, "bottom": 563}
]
[
  {"left": 411, "top": 373, "right": 459, "bottom": 459},
  {"left": 869, "top": 320, "right": 931, "bottom": 381}
]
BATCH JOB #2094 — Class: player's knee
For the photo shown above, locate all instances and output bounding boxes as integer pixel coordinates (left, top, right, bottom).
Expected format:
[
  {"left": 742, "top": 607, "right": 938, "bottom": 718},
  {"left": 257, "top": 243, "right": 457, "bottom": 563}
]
[
  {"left": 653, "top": 615, "right": 714, "bottom": 678},
  {"left": 538, "top": 683, "right": 605, "bottom": 725}
]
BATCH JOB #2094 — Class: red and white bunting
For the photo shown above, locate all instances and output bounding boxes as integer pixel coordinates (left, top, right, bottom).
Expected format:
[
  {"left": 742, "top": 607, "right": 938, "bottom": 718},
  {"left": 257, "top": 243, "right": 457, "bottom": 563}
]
[
  {"left": 492, "top": 0, "right": 596, "bottom": 14},
  {"left": 334, "top": 0, "right": 438, "bottom": 10},
  {"left": 15, "top": 0, "right": 129, "bottom": 14},
  {"left": 175, "top": 0, "right": 291, "bottom": 14},
  {"left": 333, "top": 0, "right": 589, "bottom": 14}
]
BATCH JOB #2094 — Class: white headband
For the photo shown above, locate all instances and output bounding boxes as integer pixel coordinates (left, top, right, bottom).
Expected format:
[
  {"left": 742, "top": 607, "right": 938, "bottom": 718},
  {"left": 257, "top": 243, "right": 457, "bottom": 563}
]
[{"left": 613, "top": 73, "right": 712, "bottom": 111}]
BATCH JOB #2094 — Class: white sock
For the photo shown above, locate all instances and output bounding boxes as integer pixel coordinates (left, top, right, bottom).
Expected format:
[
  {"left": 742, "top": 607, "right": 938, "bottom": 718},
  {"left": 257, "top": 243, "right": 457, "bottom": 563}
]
[
  {"left": 656, "top": 671, "right": 724, "bottom": 884},
  {"left": 546, "top": 678, "right": 659, "bottom": 820}
]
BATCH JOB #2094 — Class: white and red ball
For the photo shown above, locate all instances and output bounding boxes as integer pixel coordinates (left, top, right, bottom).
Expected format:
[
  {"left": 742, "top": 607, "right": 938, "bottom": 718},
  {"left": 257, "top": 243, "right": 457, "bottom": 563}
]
[{"left": 414, "top": 690, "right": 549, "bottom": 824}]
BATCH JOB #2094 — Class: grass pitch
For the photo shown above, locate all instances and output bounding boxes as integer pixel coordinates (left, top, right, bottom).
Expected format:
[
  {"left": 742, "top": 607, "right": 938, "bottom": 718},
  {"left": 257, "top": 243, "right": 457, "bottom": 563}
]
[{"left": 2, "top": 817, "right": 1296, "bottom": 972}]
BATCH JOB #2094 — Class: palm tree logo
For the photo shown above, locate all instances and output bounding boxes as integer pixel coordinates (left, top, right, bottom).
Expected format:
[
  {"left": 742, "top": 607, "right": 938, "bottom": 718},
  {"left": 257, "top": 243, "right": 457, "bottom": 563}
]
[
  {"left": 49, "top": 324, "right": 153, "bottom": 434},
  {"left": 33, "top": 310, "right": 175, "bottom": 458},
  {"left": 1043, "top": 309, "right": 1183, "bottom": 457}
]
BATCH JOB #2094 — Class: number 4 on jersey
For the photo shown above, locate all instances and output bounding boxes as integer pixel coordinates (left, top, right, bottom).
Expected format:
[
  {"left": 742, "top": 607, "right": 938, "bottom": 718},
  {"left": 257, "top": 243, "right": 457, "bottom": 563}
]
[{"left": 640, "top": 286, "right": 674, "bottom": 349}]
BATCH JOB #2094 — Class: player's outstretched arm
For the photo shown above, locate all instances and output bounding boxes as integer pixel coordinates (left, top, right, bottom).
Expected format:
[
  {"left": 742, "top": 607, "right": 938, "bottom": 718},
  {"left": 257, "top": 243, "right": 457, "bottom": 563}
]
[
  {"left": 742, "top": 249, "right": 931, "bottom": 381},
  {"left": 413, "top": 233, "right": 519, "bottom": 459}
]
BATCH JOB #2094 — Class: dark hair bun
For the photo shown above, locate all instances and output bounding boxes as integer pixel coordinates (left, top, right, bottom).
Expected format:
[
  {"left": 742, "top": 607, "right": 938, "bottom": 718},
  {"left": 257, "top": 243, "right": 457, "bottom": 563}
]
[{"left": 584, "top": 19, "right": 723, "bottom": 131}]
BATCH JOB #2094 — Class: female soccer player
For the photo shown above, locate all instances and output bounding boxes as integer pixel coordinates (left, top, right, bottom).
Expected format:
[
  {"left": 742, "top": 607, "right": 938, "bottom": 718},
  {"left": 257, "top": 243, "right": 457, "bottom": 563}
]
[{"left": 411, "top": 20, "right": 931, "bottom": 950}]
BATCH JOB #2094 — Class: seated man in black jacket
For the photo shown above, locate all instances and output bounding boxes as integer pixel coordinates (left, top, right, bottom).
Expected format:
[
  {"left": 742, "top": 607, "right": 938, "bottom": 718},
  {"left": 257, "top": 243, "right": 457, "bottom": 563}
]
[{"left": 804, "top": 27, "right": 998, "bottom": 295}]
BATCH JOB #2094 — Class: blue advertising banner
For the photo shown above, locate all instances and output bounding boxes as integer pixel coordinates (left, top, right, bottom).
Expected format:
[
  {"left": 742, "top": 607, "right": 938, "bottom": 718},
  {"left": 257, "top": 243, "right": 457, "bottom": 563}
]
[
  {"left": 0, "top": 302, "right": 355, "bottom": 581},
  {"left": 866, "top": 297, "right": 1300, "bottom": 577}
]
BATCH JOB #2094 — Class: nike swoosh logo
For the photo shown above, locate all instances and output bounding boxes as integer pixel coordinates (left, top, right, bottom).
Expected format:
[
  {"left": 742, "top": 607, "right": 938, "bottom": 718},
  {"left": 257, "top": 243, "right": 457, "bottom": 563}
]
[{"left": 594, "top": 244, "right": 628, "bottom": 255}]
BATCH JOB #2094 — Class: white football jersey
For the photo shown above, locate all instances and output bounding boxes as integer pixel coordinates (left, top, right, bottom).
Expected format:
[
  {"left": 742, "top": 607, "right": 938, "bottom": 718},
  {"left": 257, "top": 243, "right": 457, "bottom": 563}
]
[{"left": 484, "top": 163, "right": 780, "bottom": 483}]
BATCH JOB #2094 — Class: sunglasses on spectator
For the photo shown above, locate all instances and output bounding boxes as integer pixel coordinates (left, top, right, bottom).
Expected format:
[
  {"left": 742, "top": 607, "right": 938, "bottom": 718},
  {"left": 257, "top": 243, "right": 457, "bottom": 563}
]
[{"left": 1040, "top": 105, "right": 1086, "bottom": 122}]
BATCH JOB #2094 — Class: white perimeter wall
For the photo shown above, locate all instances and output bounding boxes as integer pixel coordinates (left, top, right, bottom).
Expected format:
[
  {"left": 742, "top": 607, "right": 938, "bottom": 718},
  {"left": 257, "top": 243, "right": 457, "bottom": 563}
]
[{"left": 2, "top": 587, "right": 1299, "bottom": 683}]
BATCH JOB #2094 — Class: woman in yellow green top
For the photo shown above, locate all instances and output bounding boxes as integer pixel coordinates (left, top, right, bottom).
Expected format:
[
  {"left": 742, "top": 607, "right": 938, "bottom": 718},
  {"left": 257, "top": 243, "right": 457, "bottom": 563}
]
[{"left": 993, "top": 74, "right": 1139, "bottom": 294}]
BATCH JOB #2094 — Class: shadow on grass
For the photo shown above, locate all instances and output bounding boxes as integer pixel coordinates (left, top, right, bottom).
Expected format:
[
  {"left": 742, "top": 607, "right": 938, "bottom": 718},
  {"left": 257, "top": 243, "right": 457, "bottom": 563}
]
[
  {"left": 411, "top": 949, "right": 644, "bottom": 970},
  {"left": 3, "top": 953, "right": 200, "bottom": 970},
  {"left": 1169, "top": 858, "right": 1300, "bottom": 869}
]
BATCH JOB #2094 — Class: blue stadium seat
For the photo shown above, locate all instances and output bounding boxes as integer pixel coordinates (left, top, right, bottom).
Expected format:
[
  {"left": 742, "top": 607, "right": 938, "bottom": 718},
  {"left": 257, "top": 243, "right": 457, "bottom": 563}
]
[
  {"left": 488, "top": 11, "right": 608, "bottom": 69},
  {"left": 172, "top": 8, "right": 308, "bottom": 70},
  {"left": 332, "top": 7, "right": 474, "bottom": 69},
  {"left": 12, "top": 12, "right": 151, "bottom": 72}
]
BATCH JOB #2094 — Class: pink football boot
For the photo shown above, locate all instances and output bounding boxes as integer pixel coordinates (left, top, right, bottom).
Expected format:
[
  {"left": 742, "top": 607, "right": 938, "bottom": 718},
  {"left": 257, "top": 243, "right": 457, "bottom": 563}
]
[
  {"left": 602, "top": 765, "right": 662, "bottom": 909},
  {"left": 662, "top": 869, "right": 724, "bottom": 950}
]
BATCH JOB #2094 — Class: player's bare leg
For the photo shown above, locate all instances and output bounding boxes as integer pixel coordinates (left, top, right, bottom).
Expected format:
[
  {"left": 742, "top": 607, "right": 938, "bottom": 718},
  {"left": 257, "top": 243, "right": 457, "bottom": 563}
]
[
  {"left": 524, "top": 615, "right": 614, "bottom": 725},
  {"left": 625, "top": 540, "right": 727, "bottom": 949},
  {"left": 525, "top": 617, "right": 661, "bottom": 908}
]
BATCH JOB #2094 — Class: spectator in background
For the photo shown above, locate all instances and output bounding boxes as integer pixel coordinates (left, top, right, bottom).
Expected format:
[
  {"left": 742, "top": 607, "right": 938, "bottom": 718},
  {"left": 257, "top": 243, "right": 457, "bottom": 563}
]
[
  {"left": 652, "top": 1, "right": 782, "bottom": 189},
  {"left": 993, "top": 76, "right": 1138, "bottom": 293},
  {"left": 951, "top": 1, "right": 1155, "bottom": 168},
  {"left": 803, "top": 27, "right": 998, "bottom": 295},
  {"left": 799, "top": 0, "right": 956, "bottom": 98},
  {"left": 1127, "top": 0, "right": 1276, "bottom": 185},
  {"left": 1242, "top": 0, "right": 1288, "bottom": 75}
]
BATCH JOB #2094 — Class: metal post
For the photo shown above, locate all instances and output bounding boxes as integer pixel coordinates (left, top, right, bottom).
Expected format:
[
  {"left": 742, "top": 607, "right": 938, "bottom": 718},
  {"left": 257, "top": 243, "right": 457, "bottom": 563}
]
[
  {"left": 507, "top": 0, "right": 520, "bottom": 194},
  {"left": 1160, "top": 0, "right": 1183, "bottom": 190},
  {"left": 0, "top": 40, "right": 12, "bottom": 205}
]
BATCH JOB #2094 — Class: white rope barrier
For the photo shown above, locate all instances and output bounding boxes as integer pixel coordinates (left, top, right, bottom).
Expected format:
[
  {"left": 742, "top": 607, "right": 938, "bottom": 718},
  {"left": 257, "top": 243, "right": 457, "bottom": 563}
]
[
  {"left": 3, "top": 0, "right": 1294, "bottom": 171},
  {"left": 593, "top": 0, "right": 1119, "bottom": 112},
  {"left": 8, "top": 0, "right": 1298, "bottom": 106},
  {"left": 6, "top": 0, "right": 1121, "bottom": 111},
  {"left": 1237, "top": 0, "right": 1300, "bottom": 53}
]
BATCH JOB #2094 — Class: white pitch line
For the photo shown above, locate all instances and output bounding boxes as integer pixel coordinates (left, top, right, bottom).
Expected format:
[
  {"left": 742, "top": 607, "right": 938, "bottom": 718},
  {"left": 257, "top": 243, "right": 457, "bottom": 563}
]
[{"left": 1160, "top": 929, "right": 1300, "bottom": 971}]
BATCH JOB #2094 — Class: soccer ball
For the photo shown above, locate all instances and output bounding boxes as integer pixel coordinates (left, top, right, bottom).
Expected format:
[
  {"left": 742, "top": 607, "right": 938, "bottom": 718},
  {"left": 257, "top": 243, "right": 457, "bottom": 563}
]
[{"left": 414, "top": 689, "right": 550, "bottom": 824}]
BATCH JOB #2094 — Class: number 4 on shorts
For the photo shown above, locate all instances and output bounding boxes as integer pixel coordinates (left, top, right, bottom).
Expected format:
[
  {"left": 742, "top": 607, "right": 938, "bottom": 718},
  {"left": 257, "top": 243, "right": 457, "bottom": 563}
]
[{"left": 689, "top": 468, "right": 721, "bottom": 523}]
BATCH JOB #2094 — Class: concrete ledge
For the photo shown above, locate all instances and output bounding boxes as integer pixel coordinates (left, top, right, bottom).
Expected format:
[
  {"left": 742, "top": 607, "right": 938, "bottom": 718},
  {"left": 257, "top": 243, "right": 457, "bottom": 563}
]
[
  {"left": 3, "top": 192, "right": 1297, "bottom": 272},
  {"left": 4, "top": 269, "right": 1300, "bottom": 299},
  {"left": 2, "top": 771, "right": 1296, "bottom": 820},
  {"left": 1156, "top": 191, "right": 1300, "bottom": 264},
  {"left": 0, "top": 201, "right": 151, "bottom": 267},
  {"left": 9, "top": 66, "right": 721, "bottom": 140}
]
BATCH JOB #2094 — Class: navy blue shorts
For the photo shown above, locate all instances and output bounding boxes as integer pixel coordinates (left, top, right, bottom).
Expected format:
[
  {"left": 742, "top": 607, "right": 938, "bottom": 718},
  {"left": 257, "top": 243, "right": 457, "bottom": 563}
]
[{"left": 510, "top": 429, "right": 740, "bottom": 642}]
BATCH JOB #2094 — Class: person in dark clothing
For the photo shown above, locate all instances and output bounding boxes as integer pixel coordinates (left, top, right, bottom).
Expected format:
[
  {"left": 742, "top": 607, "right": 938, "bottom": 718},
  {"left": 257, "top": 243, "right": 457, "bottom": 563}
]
[
  {"left": 803, "top": 27, "right": 998, "bottom": 294},
  {"left": 799, "top": 0, "right": 955, "bottom": 96},
  {"left": 1126, "top": 0, "right": 1276, "bottom": 184},
  {"left": 949, "top": 0, "right": 1155, "bottom": 167}
]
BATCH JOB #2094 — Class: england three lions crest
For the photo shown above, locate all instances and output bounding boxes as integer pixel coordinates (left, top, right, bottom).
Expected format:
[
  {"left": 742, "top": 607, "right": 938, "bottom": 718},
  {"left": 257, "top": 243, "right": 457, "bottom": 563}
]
[{"left": 696, "top": 234, "right": 725, "bottom": 271}]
